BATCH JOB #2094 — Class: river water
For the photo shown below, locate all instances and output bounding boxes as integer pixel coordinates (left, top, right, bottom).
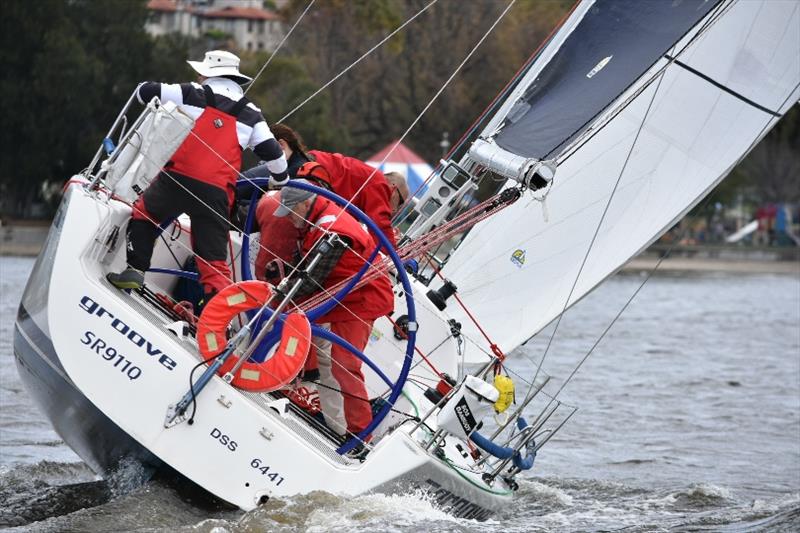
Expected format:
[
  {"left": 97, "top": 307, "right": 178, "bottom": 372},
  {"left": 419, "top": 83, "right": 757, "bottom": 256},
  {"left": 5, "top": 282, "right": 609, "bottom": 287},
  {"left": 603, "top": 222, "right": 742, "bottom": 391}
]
[{"left": 1, "top": 255, "right": 798, "bottom": 532}]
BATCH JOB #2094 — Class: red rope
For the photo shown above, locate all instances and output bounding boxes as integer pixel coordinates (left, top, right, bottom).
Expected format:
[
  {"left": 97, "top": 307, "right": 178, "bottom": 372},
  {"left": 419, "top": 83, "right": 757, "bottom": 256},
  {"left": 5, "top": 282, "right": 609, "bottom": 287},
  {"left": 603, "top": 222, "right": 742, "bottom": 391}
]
[{"left": 431, "top": 263, "right": 506, "bottom": 364}]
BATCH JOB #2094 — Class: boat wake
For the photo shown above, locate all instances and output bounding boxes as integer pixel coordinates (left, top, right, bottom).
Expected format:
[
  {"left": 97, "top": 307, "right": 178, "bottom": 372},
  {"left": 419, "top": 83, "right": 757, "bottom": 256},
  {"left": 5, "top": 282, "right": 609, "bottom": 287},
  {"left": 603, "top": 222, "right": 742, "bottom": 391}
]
[
  {"left": 3, "top": 465, "right": 797, "bottom": 533},
  {"left": 0, "top": 461, "right": 108, "bottom": 528}
]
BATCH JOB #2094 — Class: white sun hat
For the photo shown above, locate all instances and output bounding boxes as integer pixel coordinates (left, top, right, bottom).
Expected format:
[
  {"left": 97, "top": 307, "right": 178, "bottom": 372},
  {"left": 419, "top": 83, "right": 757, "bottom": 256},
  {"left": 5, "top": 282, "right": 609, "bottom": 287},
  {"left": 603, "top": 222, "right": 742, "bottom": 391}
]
[{"left": 187, "top": 50, "right": 253, "bottom": 84}]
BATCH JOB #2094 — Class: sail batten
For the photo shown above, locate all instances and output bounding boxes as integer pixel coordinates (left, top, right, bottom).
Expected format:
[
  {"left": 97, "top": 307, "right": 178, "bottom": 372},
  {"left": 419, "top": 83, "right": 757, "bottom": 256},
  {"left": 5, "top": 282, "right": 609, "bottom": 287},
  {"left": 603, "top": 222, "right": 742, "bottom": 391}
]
[{"left": 442, "top": 0, "right": 800, "bottom": 361}]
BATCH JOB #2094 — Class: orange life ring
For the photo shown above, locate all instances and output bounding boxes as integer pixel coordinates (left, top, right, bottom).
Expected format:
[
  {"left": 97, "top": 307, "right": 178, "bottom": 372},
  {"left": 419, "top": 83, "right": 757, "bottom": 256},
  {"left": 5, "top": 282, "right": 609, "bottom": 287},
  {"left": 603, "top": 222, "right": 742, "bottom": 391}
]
[{"left": 196, "top": 280, "right": 312, "bottom": 392}]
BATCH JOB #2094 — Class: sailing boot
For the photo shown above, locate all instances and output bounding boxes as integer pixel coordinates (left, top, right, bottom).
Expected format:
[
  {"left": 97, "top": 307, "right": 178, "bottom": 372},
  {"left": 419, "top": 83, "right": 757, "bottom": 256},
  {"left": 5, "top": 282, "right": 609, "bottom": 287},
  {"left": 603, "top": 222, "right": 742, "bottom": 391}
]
[{"left": 106, "top": 268, "right": 145, "bottom": 290}]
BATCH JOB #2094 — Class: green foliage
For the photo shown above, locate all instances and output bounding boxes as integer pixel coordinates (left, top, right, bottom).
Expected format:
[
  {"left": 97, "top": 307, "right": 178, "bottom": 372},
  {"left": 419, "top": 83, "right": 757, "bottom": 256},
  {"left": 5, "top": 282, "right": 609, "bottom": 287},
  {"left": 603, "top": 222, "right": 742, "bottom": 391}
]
[
  {"left": 1, "top": 0, "right": 795, "bottom": 219},
  {"left": 0, "top": 0, "right": 196, "bottom": 217},
  {"left": 204, "top": 28, "right": 231, "bottom": 41}
]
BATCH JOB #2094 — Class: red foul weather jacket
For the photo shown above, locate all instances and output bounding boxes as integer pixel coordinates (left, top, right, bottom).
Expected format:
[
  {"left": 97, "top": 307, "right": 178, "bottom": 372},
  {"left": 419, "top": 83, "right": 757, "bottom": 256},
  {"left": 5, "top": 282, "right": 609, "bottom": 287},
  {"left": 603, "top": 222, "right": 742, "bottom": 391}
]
[
  {"left": 168, "top": 86, "right": 248, "bottom": 204},
  {"left": 301, "top": 197, "right": 394, "bottom": 323},
  {"left": 309, "top": 150, "right": 396, "bottom": 249},
  {"left": 254, "top": 192, "right": 301, "bottom": 281}
]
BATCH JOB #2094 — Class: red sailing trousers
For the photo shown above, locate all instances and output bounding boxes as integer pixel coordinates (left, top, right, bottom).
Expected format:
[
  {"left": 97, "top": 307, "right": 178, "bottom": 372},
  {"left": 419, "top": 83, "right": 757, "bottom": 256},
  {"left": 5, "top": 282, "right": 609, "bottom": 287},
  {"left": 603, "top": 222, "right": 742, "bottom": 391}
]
[{"left": 314, "top": 319, "right": 373, "bottom": 437}]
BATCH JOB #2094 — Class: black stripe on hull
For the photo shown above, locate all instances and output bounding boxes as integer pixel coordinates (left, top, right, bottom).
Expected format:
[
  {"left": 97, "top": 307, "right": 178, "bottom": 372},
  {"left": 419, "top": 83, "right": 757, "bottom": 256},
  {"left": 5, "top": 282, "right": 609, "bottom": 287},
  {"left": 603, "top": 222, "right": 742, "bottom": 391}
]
[
  {"left": 13, "top": 305, "right": 163, "bottom": 476},
  {"left": 14, "top": 305, "right": 232, "bottom": 509}
]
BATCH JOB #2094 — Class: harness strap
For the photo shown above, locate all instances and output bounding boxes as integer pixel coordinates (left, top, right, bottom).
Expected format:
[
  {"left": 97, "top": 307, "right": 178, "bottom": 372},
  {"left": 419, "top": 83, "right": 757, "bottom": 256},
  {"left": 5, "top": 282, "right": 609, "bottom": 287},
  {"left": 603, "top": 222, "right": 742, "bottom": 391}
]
[
  {"left": 230, "top": 94, "right": 250, "bottom": 117},
  {"left": 202, "top": 85, "right": 217, "bottom": 109}
]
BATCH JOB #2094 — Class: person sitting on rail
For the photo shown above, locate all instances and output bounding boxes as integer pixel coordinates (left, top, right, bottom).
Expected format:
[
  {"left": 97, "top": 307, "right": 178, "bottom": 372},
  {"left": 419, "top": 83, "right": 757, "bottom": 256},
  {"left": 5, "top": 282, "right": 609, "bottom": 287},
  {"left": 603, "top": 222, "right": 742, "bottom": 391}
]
[
  {"left": 107, "top": 50, "right": 288, "bottom": 303},
  {"left": 274, "top": 171, "right": 394, "bottom": 441}
]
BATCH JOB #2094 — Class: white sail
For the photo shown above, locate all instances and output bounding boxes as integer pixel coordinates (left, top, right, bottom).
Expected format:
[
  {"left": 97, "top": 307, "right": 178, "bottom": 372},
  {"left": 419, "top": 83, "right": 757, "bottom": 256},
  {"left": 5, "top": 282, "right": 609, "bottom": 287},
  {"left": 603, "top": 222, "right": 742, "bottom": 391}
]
[{"left": 440, "top": 0, "right": 800, "bottom": 357}]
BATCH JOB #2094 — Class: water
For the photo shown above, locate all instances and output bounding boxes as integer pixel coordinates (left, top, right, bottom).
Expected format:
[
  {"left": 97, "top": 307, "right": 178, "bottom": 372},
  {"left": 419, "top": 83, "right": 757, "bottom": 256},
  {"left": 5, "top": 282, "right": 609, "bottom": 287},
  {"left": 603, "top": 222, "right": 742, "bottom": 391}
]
[{"left": 1, "top": 255, "right": 798, "bottom": 531}]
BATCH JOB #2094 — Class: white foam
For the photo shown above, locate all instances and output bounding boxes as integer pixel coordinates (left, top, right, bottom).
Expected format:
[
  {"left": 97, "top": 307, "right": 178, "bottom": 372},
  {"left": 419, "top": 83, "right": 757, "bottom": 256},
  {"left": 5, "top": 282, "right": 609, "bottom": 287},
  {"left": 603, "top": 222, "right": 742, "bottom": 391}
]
[
  {"left": 690, "top": 483, "right": 732, "bottom": 499},
  {"left": 519, "top": 479, "right": 574, "bottom": 506},
  {"left": 105, "top": 457, "right": 152, "bottom": 496},
  {"left": 303, "top": 491, "right": 459, "bottom": 532}
]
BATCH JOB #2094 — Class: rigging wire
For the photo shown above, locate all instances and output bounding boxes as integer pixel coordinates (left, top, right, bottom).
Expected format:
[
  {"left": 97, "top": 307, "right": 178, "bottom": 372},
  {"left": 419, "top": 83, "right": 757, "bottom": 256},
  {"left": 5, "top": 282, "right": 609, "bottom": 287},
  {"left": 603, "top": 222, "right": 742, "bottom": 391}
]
[
  {"left": 278, "top": 0, "right": 439, "bottom": 123},
  {"left": 391, "top": 0, "right": 580, "bottom": 226},
  {"left": 544, "top": 78, "right": 800, "bottom": 410},
  {"left": 244, "top": 0, "right": 317, "bottom": 96},
  {"left": 527, "top": 63, "right": 669, "bottom": 399},
  {"left": 297, "top": 0, "right": 519, "bottom": 252}
]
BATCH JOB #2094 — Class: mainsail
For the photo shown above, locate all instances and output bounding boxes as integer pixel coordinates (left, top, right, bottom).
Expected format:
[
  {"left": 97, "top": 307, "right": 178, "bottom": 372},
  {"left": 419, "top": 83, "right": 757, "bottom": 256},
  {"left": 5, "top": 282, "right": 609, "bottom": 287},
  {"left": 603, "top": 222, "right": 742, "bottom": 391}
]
[{"left": 440, "top": 0, "right": 800, "bottom": 356}]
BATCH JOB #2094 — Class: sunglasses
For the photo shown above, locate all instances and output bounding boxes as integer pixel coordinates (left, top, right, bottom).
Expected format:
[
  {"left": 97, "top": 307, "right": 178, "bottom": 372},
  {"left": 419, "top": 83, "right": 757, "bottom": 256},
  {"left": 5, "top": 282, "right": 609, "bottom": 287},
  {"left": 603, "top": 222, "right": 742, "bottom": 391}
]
[{"left": 391, "top": 185, "right": 406, "bottom": 208}]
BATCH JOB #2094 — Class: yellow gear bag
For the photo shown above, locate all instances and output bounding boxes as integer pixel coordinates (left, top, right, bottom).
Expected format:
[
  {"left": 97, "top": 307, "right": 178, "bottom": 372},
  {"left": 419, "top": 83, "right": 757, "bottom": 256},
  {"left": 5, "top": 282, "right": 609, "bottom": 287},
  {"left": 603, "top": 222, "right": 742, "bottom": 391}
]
[{"left": 493, "top": 374, "right": 514, "bottom": 413}]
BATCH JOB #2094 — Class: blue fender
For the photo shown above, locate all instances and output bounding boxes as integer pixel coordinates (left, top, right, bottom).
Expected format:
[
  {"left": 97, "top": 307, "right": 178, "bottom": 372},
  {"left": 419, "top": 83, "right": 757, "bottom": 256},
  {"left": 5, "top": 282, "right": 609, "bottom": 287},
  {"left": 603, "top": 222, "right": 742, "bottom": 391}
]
[{"left": 469, "top": 417, "right": 536, "bottom": 471}]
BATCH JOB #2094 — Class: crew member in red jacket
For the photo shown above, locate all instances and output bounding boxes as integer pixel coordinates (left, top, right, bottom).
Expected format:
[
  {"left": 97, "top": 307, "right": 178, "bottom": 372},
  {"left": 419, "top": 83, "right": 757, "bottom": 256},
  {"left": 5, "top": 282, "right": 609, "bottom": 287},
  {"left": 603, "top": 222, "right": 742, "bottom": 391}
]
[
  {"left": 107, "top": 50, "right": 288, "bottom": 300},
  {"left": 275, "top": 171, "right": 394, "bottom": 439},
  {"left": 248, "top": 126, "right": 410, "bottom": 284},
  {"left": 242, "top": 123, "right": 398, "bottom": 248}
]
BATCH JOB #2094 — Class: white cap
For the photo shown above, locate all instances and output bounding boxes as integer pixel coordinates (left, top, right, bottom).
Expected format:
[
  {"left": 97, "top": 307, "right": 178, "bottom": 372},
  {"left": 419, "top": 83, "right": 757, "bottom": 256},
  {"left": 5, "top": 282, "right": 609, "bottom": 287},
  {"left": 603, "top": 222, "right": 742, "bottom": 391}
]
[{"left": 187, "top": 50, "right": 252, "bottom": 84}]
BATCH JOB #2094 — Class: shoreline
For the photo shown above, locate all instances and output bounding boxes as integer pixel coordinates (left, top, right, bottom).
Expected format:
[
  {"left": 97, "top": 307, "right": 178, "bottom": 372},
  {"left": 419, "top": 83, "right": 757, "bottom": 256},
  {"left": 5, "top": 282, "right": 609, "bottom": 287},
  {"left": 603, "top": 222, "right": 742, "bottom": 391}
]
[
  {"left": 2, "top": 224, "right": 798, "bottom": 276},
  {"left": 621, "top": 256, "right": 799, "bottom": 275}
]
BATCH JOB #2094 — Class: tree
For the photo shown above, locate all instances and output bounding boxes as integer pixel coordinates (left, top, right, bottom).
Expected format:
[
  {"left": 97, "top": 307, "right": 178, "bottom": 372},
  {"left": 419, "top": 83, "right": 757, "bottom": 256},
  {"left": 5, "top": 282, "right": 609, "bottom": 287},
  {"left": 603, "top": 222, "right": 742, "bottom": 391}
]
[{"left": 0, "top": 0, "right": 195, "bottom": 218}]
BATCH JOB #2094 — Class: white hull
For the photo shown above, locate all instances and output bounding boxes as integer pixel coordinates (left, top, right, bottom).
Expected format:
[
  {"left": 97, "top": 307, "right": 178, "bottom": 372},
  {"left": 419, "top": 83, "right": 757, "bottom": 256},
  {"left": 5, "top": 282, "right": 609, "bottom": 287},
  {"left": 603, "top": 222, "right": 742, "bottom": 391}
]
[{"left": 14, "top": 180, "right": 514, "bottom": 518}]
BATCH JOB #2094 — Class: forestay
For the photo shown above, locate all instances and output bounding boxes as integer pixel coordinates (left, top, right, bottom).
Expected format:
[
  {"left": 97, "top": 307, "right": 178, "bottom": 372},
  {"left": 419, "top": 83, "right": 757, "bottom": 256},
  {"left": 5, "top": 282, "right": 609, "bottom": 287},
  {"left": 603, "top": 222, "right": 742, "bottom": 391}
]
[{"left": 441, "top": 0, "right": 800, "bottom": 356}]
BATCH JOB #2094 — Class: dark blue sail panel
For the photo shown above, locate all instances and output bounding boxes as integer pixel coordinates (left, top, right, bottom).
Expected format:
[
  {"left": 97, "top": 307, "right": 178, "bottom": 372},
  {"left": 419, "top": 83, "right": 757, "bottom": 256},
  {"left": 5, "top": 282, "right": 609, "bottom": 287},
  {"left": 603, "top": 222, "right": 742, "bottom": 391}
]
[{"left": 494, "top": 0, "right": 721, "bottom": 160}]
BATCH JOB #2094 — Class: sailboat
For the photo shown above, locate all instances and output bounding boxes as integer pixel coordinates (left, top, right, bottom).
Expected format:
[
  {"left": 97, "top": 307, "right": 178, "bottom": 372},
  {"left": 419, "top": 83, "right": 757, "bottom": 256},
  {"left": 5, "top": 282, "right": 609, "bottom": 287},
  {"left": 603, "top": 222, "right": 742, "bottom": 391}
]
[{"left": 13, "top": 0, "right": 799, "bottom": 519}]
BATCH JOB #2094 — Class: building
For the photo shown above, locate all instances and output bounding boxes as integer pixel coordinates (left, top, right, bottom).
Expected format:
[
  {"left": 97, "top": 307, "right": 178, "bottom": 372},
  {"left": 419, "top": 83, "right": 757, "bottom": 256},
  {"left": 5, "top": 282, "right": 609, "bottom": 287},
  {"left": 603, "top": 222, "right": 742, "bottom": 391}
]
[{"left": 145, "top": 0, "right": 283, "bottom": 52}]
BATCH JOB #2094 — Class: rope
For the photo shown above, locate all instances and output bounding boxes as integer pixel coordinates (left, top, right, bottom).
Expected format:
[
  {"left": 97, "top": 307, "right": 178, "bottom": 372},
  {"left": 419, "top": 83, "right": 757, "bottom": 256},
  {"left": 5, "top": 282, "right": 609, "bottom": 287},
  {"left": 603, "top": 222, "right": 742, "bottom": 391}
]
[
  {"left": 433, "top": 268, "right": 505, "bottom": 363},
  {"left": 299, "top": 187, "right": 520, "bottom": 310},
  {"left": 244, "top": 0, "right": 317, "bottom": 96},
  {"left": 278, "top": 0, "right": 439, "bottom": 122},
  {"left": 545, "top": 78, "right": 800, "bottom": 408},
  {"left": 384, "top": 314, "right": 445, "bottom": 379}
]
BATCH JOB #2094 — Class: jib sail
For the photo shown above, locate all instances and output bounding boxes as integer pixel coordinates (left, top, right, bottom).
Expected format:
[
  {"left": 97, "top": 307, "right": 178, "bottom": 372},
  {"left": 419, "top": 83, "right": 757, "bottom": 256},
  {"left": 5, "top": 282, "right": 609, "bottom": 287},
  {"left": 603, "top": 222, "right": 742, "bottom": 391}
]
[{"left": 441, "top": 0, "right": 800, "bottom": 358}]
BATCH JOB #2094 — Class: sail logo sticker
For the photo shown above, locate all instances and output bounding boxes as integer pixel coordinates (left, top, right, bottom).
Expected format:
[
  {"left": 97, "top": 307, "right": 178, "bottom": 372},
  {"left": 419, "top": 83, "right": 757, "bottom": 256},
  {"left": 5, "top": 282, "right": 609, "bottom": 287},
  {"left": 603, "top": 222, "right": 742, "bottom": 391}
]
[
  {"left": 586, "top": 55, "right": 613, "bottom": 78},
  {"left": 510, "top": 249, "right": 526, "bottom": 268}
]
